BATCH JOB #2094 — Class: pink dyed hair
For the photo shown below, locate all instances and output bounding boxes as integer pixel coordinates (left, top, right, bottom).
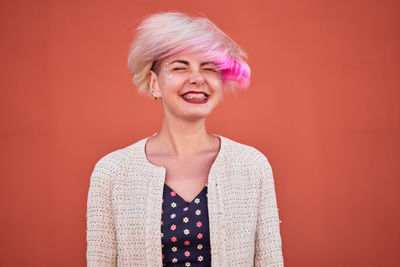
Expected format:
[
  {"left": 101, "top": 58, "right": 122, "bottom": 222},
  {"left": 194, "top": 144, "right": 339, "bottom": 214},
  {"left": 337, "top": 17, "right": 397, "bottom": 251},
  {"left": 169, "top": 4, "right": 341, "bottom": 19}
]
[{"left": 128, "top": 12, "right": 251, "bottom": 96}]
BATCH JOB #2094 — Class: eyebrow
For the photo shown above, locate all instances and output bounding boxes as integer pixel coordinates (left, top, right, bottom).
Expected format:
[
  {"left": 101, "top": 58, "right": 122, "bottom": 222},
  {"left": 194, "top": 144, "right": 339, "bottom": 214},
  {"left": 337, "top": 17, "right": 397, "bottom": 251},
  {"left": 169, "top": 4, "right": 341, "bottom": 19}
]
[{"left": 170, "top": 60, "right": 217, "bottom": 66}]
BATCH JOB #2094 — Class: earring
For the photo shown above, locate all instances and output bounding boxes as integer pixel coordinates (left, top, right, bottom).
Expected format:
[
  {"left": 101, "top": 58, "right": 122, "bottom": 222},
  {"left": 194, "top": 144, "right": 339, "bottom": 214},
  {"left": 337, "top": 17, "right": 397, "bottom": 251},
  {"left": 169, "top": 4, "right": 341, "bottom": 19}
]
[{"left": 152, "top": 91, "right": 157, "bottom": 100}]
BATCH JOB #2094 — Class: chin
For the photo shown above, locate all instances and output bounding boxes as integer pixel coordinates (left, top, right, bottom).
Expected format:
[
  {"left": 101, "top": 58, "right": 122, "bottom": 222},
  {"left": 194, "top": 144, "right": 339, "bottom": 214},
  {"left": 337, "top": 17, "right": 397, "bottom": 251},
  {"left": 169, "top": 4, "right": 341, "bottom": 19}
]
[{"left": 182, "top": 110, "right": 213, "bottom": 120}]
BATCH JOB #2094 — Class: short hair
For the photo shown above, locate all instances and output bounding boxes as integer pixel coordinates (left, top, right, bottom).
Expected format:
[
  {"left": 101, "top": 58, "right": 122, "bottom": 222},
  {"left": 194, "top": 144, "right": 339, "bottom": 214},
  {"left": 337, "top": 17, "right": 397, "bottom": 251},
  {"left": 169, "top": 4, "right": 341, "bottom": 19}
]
[{"left": 127, "top": 12, "right": 251, "bottom": 96}]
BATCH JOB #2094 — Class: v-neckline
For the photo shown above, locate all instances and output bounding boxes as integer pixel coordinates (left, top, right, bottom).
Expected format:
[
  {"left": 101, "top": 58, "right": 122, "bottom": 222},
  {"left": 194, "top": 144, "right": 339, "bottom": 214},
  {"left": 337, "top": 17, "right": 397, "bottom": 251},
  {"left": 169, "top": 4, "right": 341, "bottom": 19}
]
[{"left": 164, "top": 183, "right": 208, "bottom": 204}]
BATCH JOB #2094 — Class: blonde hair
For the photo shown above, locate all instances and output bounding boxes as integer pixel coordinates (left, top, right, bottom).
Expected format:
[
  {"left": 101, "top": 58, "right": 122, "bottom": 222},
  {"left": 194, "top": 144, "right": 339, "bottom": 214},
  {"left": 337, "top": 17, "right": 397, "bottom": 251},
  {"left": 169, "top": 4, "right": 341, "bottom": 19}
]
[{"left": 128, "top": 12, "right": 250, "bottom": 97}]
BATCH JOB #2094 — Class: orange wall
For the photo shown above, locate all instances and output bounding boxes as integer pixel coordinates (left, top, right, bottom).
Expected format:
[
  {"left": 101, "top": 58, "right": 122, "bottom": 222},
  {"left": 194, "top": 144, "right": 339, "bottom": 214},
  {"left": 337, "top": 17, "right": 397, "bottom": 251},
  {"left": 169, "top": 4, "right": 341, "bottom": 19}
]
[{"left": 1, "top": 0, "right": 399, "bottom": 266}]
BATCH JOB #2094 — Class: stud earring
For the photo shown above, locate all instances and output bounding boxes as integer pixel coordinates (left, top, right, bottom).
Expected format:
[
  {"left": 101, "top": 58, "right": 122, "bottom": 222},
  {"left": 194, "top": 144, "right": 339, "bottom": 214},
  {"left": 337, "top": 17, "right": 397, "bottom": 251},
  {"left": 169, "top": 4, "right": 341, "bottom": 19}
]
[{"left": 151, "top": 91, "right": 157, "bottom": 100}]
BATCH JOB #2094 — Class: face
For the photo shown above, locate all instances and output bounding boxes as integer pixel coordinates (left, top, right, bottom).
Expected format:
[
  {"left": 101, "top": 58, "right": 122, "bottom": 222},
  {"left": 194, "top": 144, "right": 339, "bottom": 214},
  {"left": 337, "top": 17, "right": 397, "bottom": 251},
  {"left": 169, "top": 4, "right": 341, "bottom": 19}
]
[{"left": 149, "top": 52, "right": 223, "bottom": 121}]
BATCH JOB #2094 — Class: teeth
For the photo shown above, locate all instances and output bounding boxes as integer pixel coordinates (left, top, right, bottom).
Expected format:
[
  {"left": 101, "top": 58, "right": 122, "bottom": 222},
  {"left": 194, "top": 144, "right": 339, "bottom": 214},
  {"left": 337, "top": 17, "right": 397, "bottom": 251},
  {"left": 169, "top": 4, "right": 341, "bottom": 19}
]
[{"left": 182, "top": 93, "right": 208, "bottom": 100}]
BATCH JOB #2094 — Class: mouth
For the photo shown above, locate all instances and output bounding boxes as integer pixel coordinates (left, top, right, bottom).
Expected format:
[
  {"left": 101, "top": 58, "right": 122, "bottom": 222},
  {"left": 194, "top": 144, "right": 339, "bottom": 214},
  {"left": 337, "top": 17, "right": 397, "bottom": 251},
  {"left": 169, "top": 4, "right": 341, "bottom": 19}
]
[{"left": 180, "top": 91, "right": 209, "bottom": 104}]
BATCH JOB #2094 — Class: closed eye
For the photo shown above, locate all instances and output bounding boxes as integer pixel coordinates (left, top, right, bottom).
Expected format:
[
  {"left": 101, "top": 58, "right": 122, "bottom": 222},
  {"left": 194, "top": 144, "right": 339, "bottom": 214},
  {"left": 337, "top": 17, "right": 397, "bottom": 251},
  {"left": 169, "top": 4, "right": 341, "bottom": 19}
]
[{"left": 203, "top": 68, "right": 217, "bottom": 72}]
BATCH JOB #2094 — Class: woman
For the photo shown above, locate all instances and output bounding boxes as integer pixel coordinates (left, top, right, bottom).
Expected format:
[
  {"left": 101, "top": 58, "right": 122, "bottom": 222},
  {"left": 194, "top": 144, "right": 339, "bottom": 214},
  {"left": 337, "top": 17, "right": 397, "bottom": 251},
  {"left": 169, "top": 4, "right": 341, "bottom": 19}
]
[{"left": 86, "top": 12, "right": 283, "bottom": 267}]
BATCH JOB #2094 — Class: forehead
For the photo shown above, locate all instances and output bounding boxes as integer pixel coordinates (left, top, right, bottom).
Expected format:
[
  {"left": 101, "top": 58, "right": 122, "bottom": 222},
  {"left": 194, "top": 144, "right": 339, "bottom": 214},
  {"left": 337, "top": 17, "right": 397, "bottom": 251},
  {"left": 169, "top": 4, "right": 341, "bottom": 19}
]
[{"left": 163, "top": 51, "right": 217, "bottom": 65}]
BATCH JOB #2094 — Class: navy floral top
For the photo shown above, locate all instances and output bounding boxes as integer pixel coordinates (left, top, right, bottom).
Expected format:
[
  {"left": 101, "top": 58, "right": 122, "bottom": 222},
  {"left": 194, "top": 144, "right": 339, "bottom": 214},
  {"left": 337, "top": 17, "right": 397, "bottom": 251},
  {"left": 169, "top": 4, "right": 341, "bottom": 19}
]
[{"left": 161, "top": 183, "right": 212, "bottom": 267}]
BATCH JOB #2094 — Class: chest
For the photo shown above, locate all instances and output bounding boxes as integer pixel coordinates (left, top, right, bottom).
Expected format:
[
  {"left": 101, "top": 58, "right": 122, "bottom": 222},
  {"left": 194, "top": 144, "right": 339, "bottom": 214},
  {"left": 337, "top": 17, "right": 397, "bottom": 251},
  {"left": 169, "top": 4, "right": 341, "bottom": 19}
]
[
  {"left": 113, "top": 158, "right": 260, "bottom": 266},
  {"left": 148, "top": 152, "right": 218, "bottom": 203}
]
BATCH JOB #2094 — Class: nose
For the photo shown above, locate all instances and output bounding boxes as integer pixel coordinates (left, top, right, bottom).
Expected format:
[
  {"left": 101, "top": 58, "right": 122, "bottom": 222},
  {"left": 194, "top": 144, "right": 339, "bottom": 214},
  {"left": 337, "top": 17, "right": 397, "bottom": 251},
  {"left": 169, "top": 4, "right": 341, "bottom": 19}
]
[{"left": 188, "top": 70, "right": 205, "bottom": 86}]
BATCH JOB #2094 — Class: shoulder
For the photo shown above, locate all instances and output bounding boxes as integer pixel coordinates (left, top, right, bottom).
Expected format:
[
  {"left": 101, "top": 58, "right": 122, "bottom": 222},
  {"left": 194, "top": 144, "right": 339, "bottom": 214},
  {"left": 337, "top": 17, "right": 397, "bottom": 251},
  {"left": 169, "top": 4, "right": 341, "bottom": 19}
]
[
  {"left": 218, "top": 135, "right": 274, "bottom": 191},
  {"left": 219, "top": 135, "right": 272, "bottom": 169},
  {"left": 91, "top": 136, "right": 148, "bottom": 175}
]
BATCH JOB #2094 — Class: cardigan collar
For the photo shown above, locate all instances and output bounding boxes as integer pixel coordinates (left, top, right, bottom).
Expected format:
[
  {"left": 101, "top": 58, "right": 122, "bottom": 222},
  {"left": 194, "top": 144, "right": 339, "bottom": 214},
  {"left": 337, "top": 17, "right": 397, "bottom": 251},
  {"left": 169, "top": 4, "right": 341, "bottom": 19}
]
[{"left": 132, "top": 133, "right": 229, "bottom": 266}]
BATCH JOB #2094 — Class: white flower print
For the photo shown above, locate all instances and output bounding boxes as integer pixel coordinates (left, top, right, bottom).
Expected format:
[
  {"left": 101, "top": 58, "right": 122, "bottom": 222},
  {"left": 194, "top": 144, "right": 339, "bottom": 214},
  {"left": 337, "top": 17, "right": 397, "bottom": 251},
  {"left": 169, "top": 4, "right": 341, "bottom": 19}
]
[
  {"left": 170, "top": 213, "right": 176, "bottom": 219},
  {"left": 198, "top": 255, "right": 204, "bottom": 262},
  {"left": 195, "top": 209, "right": 201, "bottom": 216},
  {"left": 171, "top": 246, "right": 177, "bottom": 252},
  {"left": 197, "top": 244, "right": 203, "bottom": 250},
  {"left": 171, "top": 202, "right": 177, "bottom": 208},
  {"left": 183, "top": 216, "right": 189, "bottom": 223},
  {"left": 194, "top": 198, "right": 200, "bottom": 204},
  {"left": 184, "top": 229, "right": 190, "bottom": 235}
]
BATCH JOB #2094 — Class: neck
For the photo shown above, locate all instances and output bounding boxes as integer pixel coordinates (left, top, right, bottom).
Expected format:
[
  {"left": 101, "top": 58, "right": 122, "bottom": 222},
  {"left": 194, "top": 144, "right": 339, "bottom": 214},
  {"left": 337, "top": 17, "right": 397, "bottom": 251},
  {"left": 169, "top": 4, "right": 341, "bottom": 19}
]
[{"left": 153, "top": 113, "right": 214, "bottom": 158}]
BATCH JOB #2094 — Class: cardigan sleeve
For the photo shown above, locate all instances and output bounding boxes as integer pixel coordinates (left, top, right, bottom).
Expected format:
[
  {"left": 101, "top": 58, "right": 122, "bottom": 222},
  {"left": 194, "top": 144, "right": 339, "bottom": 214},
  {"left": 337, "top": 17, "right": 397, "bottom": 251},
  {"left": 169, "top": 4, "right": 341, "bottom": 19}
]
[
  {"left": 86, "top": 157, "right": 118, "bottom": 266},
  {"left": 254, "top": 153, "right": 284, "bottom": 267}
]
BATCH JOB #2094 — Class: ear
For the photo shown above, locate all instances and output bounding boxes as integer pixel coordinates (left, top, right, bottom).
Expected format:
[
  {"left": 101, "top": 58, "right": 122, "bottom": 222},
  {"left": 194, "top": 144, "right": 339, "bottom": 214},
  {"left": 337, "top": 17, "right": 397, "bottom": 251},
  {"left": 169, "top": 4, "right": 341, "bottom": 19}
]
[{"left": 148, "top": 70, "right": 160, "bottom": 97}]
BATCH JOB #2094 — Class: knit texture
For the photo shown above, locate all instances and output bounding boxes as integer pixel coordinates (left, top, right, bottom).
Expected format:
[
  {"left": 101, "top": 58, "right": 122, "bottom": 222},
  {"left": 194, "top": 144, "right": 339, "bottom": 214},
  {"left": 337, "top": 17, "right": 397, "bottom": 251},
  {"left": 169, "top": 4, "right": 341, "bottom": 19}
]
[{"left": 86, "top": 134, "right": 284, "bottom": 266}]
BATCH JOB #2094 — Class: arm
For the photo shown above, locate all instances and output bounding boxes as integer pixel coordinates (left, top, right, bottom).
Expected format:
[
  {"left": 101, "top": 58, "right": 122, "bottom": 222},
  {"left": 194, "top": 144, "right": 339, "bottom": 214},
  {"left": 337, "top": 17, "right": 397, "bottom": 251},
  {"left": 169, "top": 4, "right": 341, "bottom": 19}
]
[
  {"left": 254, "top": 154, "right": 284, "bottom": 267},
  {"left": 86, "top": 158, "right": 118, "bottom": 266}
]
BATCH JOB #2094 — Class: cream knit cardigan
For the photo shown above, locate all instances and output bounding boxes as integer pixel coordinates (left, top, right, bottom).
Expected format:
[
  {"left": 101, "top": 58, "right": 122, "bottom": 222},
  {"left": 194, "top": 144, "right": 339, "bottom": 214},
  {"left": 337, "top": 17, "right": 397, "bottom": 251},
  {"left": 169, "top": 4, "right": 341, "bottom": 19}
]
[{"left": 86, "top": 134, "right": 284, "bottom": 266}]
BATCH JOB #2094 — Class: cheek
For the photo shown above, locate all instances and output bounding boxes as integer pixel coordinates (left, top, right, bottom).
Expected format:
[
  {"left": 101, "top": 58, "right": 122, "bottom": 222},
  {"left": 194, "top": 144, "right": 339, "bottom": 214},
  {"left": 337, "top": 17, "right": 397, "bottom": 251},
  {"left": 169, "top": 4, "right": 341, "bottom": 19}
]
[
  {"left": 204, "top": 72, "right": 222, "bottom": 87},
  {"left": 160, "top": 74, "right": 186, "bottom": 92},
  {"left": 161, "top": 70, "right": 191, "bottom": 84},
  {"left": 161, "top": 72, "right": 174, "bottom": 85},
  {"left": 208, "top": 78, "right": 223, "bottom": 93}
]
